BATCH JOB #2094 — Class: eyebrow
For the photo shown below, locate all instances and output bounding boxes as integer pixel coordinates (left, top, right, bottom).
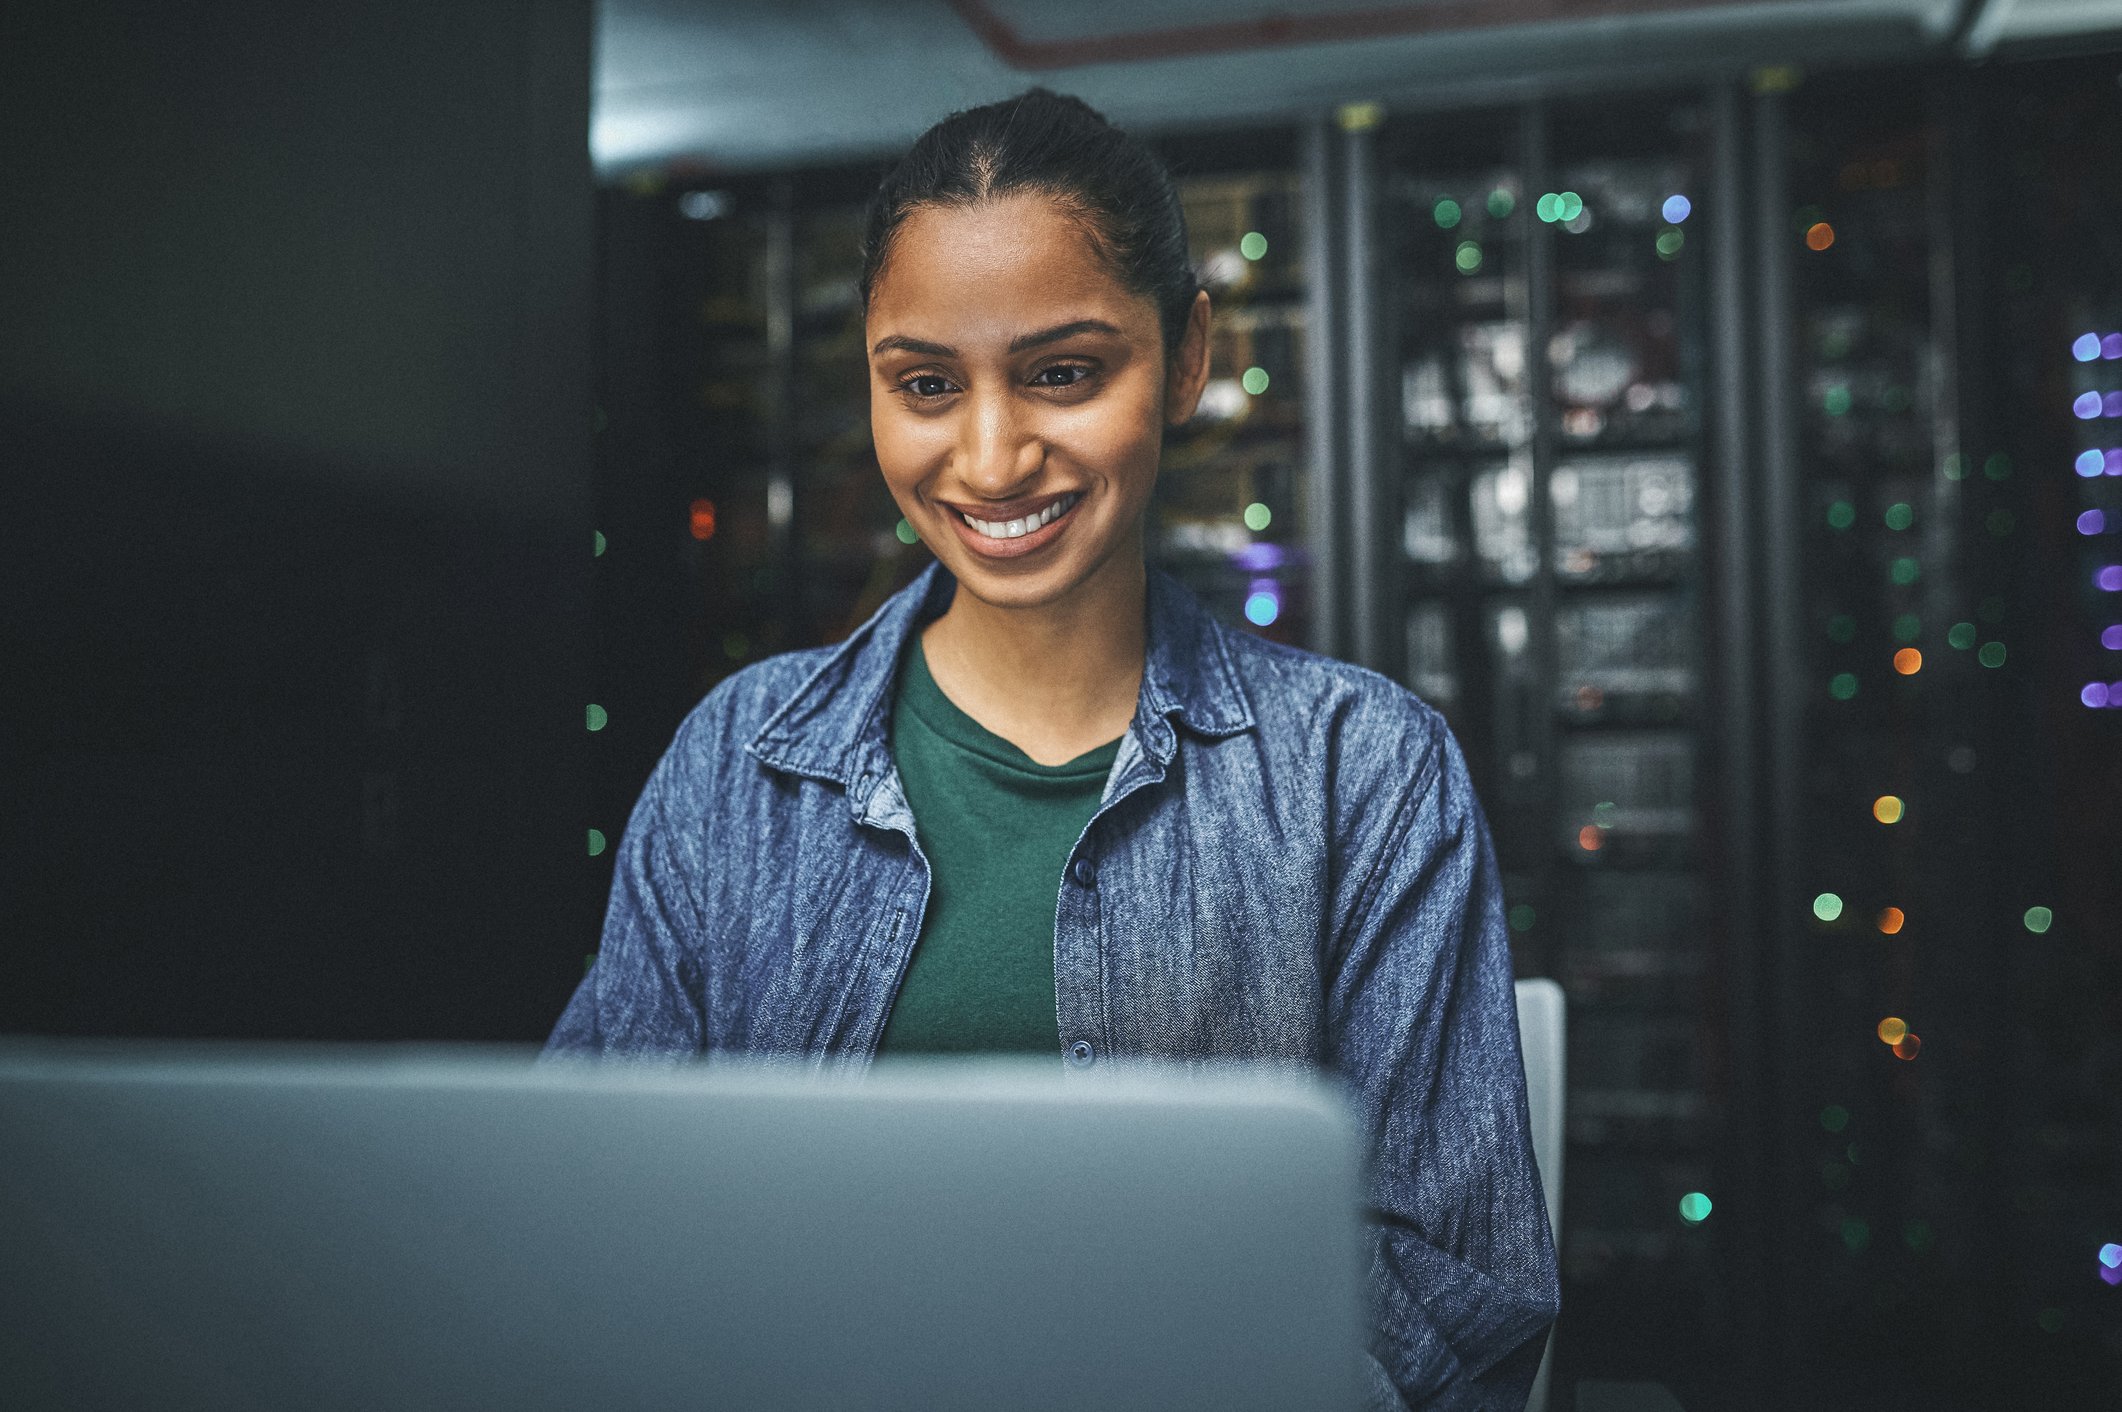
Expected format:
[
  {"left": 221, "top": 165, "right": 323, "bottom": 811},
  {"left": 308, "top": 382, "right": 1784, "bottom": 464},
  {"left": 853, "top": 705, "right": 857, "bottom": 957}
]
[{"left": 870, "top": 318, "right": 1124, "bottom": 359}]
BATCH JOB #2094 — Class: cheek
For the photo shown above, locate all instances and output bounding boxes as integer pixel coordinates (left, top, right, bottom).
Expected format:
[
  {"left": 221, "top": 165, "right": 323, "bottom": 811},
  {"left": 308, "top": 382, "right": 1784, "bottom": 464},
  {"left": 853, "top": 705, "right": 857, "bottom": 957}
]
[
  {"left": 1052, "top": 380, "right": 1165, "bottom": 490},
  {"left": 870, "top": 402, "right": 950, "bottom": 488}
]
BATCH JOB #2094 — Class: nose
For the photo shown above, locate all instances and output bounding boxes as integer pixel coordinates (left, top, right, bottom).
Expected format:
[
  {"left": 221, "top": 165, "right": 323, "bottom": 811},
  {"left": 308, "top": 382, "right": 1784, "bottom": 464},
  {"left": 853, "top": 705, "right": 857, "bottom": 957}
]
[{"left": 956, "top": 383, "right": 1043, "bottom": 497}]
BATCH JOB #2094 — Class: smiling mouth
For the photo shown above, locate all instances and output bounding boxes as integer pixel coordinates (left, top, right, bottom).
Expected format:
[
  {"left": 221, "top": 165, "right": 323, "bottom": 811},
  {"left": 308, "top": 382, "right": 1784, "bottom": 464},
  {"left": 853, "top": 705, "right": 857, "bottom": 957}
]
[{"left": 954, "top": 492, "right": 1082, "bottom": 541}]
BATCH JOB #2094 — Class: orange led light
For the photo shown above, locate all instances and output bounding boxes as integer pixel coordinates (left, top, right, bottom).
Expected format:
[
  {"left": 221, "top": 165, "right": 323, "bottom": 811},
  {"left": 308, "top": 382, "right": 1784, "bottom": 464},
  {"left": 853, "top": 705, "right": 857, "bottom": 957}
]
[
  {"left": 1893, "top": 648, "right": 1922, "bottom": 675},
  {"left": 1806, "top": 222, "right": 1836, "bottom": 251},
  {"left": 1876, "top": 1017, "right": 1907, "bottom": 1045},
  {"left": 1872, "top": 795, "right": 1904, "bottom": 824},
  {"left": 689, "top": 498, "right": 718, "bottom": 542},
  {"left": 1893, "top": 1034, "right": 1922, "bottom": 1061},
  {"left": 1577, "top": 825, "right": 1604, "bottom": 853},
  {"left": 1877, "top": 907, "right": 1905, "bottom": 935}
]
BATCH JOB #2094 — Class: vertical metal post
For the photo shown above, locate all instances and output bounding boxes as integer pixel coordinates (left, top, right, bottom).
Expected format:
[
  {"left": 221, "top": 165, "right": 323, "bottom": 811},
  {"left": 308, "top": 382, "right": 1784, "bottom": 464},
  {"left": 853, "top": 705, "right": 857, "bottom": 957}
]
[
  {"left": 1706, "top": 78, "right": 1771, "bottom": 1402},
  {"left": 1340, "top": 115, "right": 1388, "bottom": 674},
  {"left": 1751, "top": 87, "right": 1806, "bottom": 1403},
  {"left": 1302, "top": 116, "right": 1347, "bottom": 662}
]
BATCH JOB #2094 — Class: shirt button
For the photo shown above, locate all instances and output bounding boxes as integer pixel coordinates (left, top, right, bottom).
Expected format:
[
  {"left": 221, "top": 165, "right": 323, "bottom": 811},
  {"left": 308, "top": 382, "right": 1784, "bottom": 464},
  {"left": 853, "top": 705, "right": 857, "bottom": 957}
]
[
  {"left": 1070, "top": 857, "right": 1096, "bottom": 889},
  {"left": 1067, "top": 1040, "right": 1095, "bottom": 1067}
]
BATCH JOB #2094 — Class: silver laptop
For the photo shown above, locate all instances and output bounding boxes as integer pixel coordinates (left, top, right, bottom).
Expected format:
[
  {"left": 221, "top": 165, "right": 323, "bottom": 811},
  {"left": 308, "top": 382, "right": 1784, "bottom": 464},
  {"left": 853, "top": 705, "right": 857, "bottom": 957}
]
[{"left": 0, "top": 1043, "right": 1364, "bottom": 1411}]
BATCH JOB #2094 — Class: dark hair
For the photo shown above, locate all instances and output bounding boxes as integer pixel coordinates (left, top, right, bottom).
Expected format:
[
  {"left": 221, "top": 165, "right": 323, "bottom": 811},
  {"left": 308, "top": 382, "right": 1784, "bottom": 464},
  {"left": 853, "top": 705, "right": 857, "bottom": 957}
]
[{"left": 859, "top": 88, "right": 1198, "bottom": 355}]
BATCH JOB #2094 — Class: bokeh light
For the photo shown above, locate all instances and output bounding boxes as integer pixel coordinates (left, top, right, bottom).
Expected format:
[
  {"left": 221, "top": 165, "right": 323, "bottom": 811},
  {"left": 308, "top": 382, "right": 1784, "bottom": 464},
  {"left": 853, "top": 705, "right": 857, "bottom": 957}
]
[
  {"left": 1820, "top": 1104, "right": 1850, "bottom": 1133},
  {"left": 1978, "top": 641, "right": 2007, "bottom": 667},
  {"left": 1885, "top": 502, "right": 1913, "bottom": 530},
  {"left": 2074, "top": 333, "right": 2102, "bottom": 361},
  {"left": 1877, "top": 907, "right": 1905, "bottom": 935},
  {"left": 1455, "top": 241, "right": 1483, "bottom": 274},
  {"left": 1578, "top": 824, "right": 1604, "bottom": 852},
  {"left": 2076, "top": 392, "right": 2103, "bottom": 420},
  {"left": 1656, "top": 228, "right": 1685, "bottom": 259},
  {"left": 2102, "top": 625, "right": 2122, "bottom": 650},
  {"left": 1509, "top": 904, "right": 1536, "bottom": 932},
  {"left": 1827, "top": 500, "right": 1856, "bottom": 529},
  {"left": 588, "top": 828, "right": 607, "bottom": 857},
  {"left": 2097, "top": 565, "right": 2122, "bottom": 591},
  {"left": 1948, "top": 622, "right": 1977, "bottom": 649},
  {"left": 1243, "top": 502, "right": 1273, "bottom": 532},
  {"left": 1487, "top": 189, "right": 1515, "bottom": 219},
  {"left": 593, "top": 530, "right": 607, "bottom": 557},
  {"left": 1243, "top": 588, "right": 1280, "bottom": 627},
  {"left": 1433, "top": 198, "right": 1462, "bottom": 229},
  {"left": 1830, "top": 672, "right": 1859, "bottom": 700},
  {"left": 1893, "top": 1034, "right": 1922, "bottom": 1060},
  {"left": 2081, "top": 509, "right": 2108, "bottom": 535},
  {"left": 1806, "top": 222, "right": 1835, "bottom": 251},
  {"left": 2078, "top": 449, "right": 2105, "bottom": 477},
  {"left": 2085, "top": 682, "right": 2113, "bottom": 708},
  {"left": 1242, "top": 366, "right": 1271, "bottom": 395},
  {"left": 2024, "top": 906, "right": 2053, "bottom": 934},
  {"left": 1876, "top": 1017, "right": 1907, "bottom": 1045},
  {"left": 896, "top": 518, "right": 919, "bottom": 545},
  {"left": 689, "top": 498, "right": 717, "bottom": 541},
  {"left": 1814, "top": 892, "right": 1844, "bottom": 922},
  {"left": 1892, "top": 613, "right": 1921, "bottom": 642},
  {"left": 1873, "top": 795, "right": 1903, "bottom": 824},
  {"left": 1557, "top": 191, "right": 1584, "bottom": 221},
  {"left": 1893, "top": 648, "right": 1922, "bottom": 676},
  {"left": 586, "top": 704, "right": 607, "bottom": 732},
  {"left": 1678, "top": 1192, "right": 1712, "bottom": 1224},
  {"left": 1662, "top": 194, "right": 1692, "bottom": 223},
  {"left": 1239, "top": 231, "right": 1268, "bottom": 261},
  {"left": 1891, "top": 557, "right": 1920, "bottom": 585},
  {"left": 2100, "top": 1243, "right": 2122, "bottom": 1269}
]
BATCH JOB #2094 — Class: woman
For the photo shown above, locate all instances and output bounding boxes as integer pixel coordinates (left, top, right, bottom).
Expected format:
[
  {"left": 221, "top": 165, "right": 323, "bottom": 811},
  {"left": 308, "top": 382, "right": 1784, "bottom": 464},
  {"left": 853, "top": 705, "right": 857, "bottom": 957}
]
[{"left": 547, "top": 88, "right": 1559, "bottom": 1409}]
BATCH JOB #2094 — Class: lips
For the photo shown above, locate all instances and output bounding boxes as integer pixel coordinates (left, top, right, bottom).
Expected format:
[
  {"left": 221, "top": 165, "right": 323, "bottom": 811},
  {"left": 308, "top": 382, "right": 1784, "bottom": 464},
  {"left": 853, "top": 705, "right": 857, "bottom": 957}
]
[{"left": 942, "top": 490, "right": 1085, "bottom": 560}]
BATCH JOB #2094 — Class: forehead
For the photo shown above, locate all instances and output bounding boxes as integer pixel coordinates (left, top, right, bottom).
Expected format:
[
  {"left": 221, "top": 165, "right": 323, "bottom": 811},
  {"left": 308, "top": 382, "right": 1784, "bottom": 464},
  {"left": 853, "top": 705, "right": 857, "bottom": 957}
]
[{"left": 867, "top": 193, "right": 1155, "bottom": 338}]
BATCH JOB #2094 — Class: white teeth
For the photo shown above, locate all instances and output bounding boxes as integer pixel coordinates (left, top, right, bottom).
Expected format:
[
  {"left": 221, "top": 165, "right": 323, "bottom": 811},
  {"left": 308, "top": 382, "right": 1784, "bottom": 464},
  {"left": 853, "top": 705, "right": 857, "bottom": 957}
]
[{"left": 961, "top": 493, "right": 1078, "bottom": 540}]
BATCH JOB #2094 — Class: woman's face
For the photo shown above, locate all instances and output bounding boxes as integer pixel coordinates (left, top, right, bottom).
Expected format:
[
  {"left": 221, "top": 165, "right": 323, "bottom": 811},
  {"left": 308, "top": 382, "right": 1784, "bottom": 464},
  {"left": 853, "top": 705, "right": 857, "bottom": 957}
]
[{"left": 866, "top": 192, "right": 1209, "bottom": 613}]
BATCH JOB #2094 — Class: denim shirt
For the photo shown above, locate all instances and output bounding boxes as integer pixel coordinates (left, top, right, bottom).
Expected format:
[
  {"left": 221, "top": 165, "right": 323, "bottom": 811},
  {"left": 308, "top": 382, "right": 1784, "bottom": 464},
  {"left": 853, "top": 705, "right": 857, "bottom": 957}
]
[{"left": 546, "top": 560, "right": 1560, "bottom": 1409}]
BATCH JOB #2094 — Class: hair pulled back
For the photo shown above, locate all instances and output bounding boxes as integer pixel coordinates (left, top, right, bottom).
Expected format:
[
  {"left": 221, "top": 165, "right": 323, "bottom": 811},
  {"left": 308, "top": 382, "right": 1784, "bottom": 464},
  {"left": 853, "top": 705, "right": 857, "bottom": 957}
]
[{"left": 859, "top": 88, "right": 1199, "bottom": 356}]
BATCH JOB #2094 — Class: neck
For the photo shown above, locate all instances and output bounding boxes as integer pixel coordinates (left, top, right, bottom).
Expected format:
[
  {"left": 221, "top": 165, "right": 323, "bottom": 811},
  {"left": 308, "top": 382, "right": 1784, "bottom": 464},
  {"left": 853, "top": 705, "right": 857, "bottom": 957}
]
[{"left": 919, "top": 539, "right": 1148, "bottom": 767}]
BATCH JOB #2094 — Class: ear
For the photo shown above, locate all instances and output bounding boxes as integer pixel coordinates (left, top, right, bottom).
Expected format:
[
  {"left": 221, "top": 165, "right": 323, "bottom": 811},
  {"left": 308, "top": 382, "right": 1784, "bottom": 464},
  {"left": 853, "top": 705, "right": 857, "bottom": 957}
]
[{"left": 1162, "top": 289, "right": 1213, "bottom": 426}]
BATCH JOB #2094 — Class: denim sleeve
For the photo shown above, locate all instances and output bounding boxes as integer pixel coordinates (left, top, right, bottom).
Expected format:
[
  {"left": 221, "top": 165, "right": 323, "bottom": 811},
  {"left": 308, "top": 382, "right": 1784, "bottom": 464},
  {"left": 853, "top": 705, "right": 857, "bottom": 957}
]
[
  {"left": 542, "top": 707, "right": 711, "bottom": 1058},
  {"left": 1325, "top": 711, "right": 1560, "bottom": 1410}
]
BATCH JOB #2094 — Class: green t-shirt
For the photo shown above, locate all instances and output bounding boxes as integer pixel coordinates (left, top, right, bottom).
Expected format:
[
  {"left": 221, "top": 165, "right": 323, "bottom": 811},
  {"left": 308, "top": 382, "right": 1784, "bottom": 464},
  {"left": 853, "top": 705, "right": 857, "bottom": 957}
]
[{"left": 874, "top": 637, "right": 1122, "bottom": 1056}]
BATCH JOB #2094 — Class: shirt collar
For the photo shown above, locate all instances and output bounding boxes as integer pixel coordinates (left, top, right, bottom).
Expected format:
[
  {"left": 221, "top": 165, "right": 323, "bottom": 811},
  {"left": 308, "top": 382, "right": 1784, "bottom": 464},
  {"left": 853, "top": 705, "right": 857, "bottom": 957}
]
[{"left": 745, "top": 559, "right": 1254, "bottom": 802}]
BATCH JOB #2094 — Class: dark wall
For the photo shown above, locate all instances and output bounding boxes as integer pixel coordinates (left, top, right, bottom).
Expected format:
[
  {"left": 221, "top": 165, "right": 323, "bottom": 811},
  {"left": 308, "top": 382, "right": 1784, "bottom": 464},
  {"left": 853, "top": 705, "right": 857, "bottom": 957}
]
[{"left": 0, "top": 1, "right": 597, "bottom": 1040}]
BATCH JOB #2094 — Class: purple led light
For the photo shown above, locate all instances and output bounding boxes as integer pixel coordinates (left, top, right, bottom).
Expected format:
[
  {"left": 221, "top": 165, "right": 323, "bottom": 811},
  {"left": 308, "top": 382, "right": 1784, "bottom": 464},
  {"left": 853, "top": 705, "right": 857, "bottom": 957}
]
[
  {"left": 2080, "top": 450, "right": 2106, "bottom": 477},
  {"left": 2109, "top": 448, "right": 2122, "bottom": 476},
  {"left": 2085, "top": 683, "right": 2112, "bottom": 708},
  {"left": 2100, "top": 566, "right": 2122, "bottom": 592},
  {"left": 2107, "top": 391, "right": 2122, "bottom": 418},
  {"left": 2104, "top": 625, "right": 2122, "bottom": 651},
  {"left": 2076, "top": 333, "right": 2103, "bottom": 361},
  {"left": 2077, "top": 392, "right": 2104, "bottom": 419},
  {"left": 2106, "top": 1264, "right": 2122, "bottom": 1287},
  {"left": 1231, "top": 542, "right": 1289, "bottom": 572},
  {"left": 2106, "top": 333, "right": 2122, "bottom": 360},
  {"left": 2082, "top": 509, "right": 2109, "bottom": 535}
]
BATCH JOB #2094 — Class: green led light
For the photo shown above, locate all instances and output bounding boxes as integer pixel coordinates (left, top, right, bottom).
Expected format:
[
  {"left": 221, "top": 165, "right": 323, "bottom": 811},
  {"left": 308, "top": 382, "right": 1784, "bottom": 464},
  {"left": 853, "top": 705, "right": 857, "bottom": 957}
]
[
  {"left": 1983, "top": 452, "right": 2013, "bottom": 481},
  {"left": 1678, "top": 1191, "right": 1713, "bottom": 1224},
  {"left": 1947, "top": 621, "right": 1976, "bottom": 649},
  {"left": 1243, "top": 502, "right": 1273, "bottom": 532},
  {"left": 1557, "top": 191, "right": 1584, "bottom": 221},
  {"left": 1535, "top": 193, "right": 1562, "bottom": 223},
  {"left": 1813, "top": 892, "right": 1845, "bottom": 922},
  {"left": 1842, "top": 1218, "right": 1871, "bottom": 1254},
  {"left": 1433, "top": 198, "right": 1462, "bottom": 229},
  {"left": 1487, "top": 189, "right": 1515, "bottom": 219},
  {"left": 586, "top": 704, "right": 607, "bottom": 732},
  {"left": 1829, "top": 673, "right": 1858, "bottom": 701},
  {"left": 1892, "top": 613, "right": 1921, "bottom": 643},
  {"left": 1824, "top": 386, "right": 1852, "bottom": 417},
  {"left": 1820, "top": 1104, "right": 1850, "bottom": 1133},
  {"left": 1884, "top": 502, "right": 1913, "bottom": 530},
  {"left": 1656, "top": 228, "right": 1684, "bottom": 258},
  {"left": 1242, "top": 366, "right": 1271, "bottom": 395},
  {"left": 588, "top": 828, "right": 607, "bottom": 857},
  {"left": 1986, "top": 509, "right": 2015, "bottom": 536},
  {"left": 1978, "top": 641, "right": 2007, "bottom": 668},
  {"left": 1508, "top": 903, "right": 1536, "bottom": 933},
  {"left": 895, "top": 517, "right": 919, "bottom": 545},
  {"left": 1891, "top": 557, "right": 1921, "bottom": 586},
  {"left": 1239, "top": 230, "right": 1269, "bottom": 261},
  {"left": 593, "top": 530, "right": 607, "bottom": 557},
  {"left": 1454, "top": 241, "right": 1483, "bottom": 274},
  {"left": 2023, "top": 906, "right": 2053, "bottom": 934},
  {"left": 1828, "top": 614, "right": 1857, "bottom": 644},
  {"left": 1827, "top": 501, "right": 1856, "bottom": 530},
  {"left": 1942, "top": 453, "right": 1965, "bottom": 481}
]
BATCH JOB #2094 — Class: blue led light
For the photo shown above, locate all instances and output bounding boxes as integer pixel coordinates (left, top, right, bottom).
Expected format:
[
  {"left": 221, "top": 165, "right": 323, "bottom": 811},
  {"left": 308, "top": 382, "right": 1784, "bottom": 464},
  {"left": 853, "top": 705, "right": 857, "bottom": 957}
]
[
  {"left": 2104, "top": 1243, "right": 2122, "bottom": 1269},
  {"left": 2076, "top": 392, "right": 2103, "bottom": 419},
  {"left": 2082, "top": 509, "right": 2108, "bottom": 535},
  {"left": 1244, "top": 590, "right": 1281, "bottom": 627},
  {"left": 2076, "top": 333, "right": 2102, "bottom": 361},
  {"left": 1662, "top": 194, "right": 1692, "bottom": 224},
  {"left": 2079, "top": 449, "right": 2107, "bottom": 477},
  {"left": 2086, "top": 683, "right": 2113, "bottom": 708}
]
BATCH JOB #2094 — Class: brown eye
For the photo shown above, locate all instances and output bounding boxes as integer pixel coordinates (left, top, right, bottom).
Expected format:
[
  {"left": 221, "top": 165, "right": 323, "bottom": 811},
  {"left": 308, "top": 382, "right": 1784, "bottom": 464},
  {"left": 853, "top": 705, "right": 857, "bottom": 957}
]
[
  {"left": 903, "top": 374, "right": 954, "bottom": 398},
  {"left": 1033, "top": 364, "right": 1090, "bottom": 388}
]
